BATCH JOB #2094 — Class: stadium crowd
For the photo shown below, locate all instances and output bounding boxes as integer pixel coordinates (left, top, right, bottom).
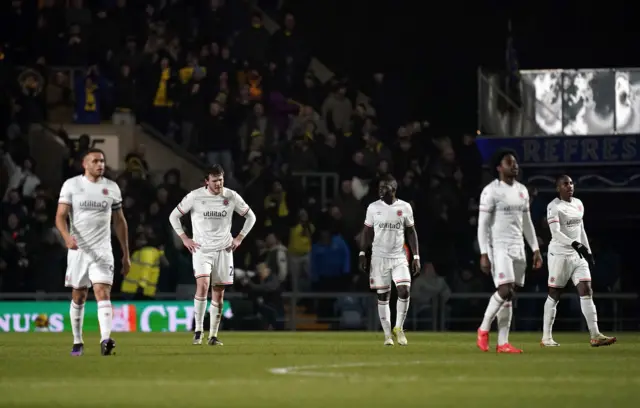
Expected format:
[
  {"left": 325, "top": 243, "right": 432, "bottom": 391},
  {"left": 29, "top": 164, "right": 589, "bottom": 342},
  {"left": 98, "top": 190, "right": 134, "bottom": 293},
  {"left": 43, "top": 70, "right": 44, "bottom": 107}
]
[{"left": 0, "top": 0, "right": 628, "bottom": 330}]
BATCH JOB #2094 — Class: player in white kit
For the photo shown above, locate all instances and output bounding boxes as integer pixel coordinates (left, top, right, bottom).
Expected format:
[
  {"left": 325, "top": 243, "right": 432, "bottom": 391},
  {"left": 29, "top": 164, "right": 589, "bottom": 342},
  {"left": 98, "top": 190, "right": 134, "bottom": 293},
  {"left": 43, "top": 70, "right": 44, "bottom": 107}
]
[
  {"left": 169, "top": 165, "right": 256, "bottom": 345},
  {"left": 55, "top": 148, "right": 130, "bottom": 356},
  {"left": 476, "top": 149, "right": 543, "bottom": 353},
  {"left": 541, "top": 175, "right": 616, "bottom": 347},
  {"left": 359, "top": 175, "right": 421, "bottom": 346}
]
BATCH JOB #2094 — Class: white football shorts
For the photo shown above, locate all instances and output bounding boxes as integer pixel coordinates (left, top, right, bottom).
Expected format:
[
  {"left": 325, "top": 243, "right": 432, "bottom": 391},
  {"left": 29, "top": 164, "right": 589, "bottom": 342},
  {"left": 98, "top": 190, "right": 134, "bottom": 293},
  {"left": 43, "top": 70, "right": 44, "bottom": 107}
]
[
  {"left": 547, "top": 252, "right": 591, "bottom": 288},
  {"left": 488, "top": 245, "right": 527, "bottom": 287},
  {"left": 192, "top": 249, "right": 235, "bottom": 285},
  {"left": 65, "top": 249, "right": 115, "bottom": 289},
  {"left": 369, "top": 256, "right": 411, "bottom": 292}
]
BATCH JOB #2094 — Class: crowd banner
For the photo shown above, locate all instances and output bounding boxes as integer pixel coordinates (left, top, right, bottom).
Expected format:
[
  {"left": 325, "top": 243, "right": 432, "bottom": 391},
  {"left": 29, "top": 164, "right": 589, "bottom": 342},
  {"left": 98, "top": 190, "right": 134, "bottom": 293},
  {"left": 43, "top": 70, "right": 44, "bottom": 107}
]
[
  {"left": 518, "top": 68, "right": 640, "bottom": 136},
  {"left": 0, "top": 301, "right": 232, "bottom": 333}
]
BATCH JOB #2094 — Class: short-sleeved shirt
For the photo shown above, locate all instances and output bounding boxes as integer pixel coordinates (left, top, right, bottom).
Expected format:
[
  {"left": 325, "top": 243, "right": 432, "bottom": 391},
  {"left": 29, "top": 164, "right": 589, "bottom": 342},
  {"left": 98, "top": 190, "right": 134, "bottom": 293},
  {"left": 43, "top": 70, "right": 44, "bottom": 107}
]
[{"left": 364, "top": 199, "right": 414, "bottom": 259}]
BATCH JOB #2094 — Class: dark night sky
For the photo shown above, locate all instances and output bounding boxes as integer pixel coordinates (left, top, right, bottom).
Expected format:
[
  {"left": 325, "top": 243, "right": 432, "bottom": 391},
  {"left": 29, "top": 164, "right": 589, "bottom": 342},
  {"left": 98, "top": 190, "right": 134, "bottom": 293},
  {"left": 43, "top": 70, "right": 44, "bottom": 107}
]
[{"left": 282, "top": 0, "right": 638, "bottom": 132}]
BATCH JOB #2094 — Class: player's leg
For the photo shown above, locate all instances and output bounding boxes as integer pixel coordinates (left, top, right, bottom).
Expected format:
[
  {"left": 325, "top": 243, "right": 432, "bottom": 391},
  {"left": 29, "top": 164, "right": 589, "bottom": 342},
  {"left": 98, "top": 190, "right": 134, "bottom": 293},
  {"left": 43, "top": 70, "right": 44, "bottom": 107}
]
[
  {"left": 88, "top": 252, "right": 117, "bottom": 356},
  {"left": 391, "top": 260, "right": 411, "bottom": 345},
  {"left": 477, "top": 249, "right": 513, "bottom": 351},
  {"left": 370, "top": 257, "right": 393, "bottom": 345},
  {"left": 572, "top": 262, "right": 616, "bottom": 347},
  {"left": 495, "top": 257, "right": 525, "bottom": 353},
  {"left": 65, "top": 250, "right": 91, "bottom": 356},
  {"left": 192, "top": 250, "right": 212, "bottom": 345},
  {"left": 541, "top": 253, "right": 567, "bottom": 346},
  {"left": 208, "top": 250, "right": 234, "bottom": 345}
]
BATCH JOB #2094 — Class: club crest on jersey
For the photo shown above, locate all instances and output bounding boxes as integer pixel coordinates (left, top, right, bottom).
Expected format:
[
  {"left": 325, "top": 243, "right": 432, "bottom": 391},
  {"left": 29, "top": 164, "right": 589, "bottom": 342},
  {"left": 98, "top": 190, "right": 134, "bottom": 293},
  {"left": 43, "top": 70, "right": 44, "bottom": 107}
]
[
  {"left": 519, "top": 192, "right": 525, "bottom": 199},
  {"left": 223, "top": 199, "right": 229, "bottom": 206},
  {"left": 102, "top": 188, "right": 109, "bottom": 195},
  {"left": 578, "top": 205, "right": 583, "bottom": 211},
  {"left": 397, "top": 210, "right": 403, "bottom": 217}
]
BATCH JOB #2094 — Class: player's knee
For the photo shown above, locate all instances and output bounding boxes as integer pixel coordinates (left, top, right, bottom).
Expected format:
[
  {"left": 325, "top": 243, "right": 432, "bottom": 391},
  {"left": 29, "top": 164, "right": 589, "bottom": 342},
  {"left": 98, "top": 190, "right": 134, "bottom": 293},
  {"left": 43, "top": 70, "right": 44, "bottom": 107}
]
[
  {"left": 71, "top": 289, "right": 88, "bottom": 304},
  {"left": 497, "top": 284, "right": 514, "bottom": 300},
  {"left": 577, "top": 282, "right": 592, "bottom": 297},
  {"left": 396, "top": 285, "right": 410, "bottom": 300},
  {"left": 212, "top": 285, "right": 225, "bottom": 302},
  {"left": 376, "top": 291, "right": 390, "bottom": 302},
  {"left": 93, "top": 284, "right": 111, "bottom": 301}
]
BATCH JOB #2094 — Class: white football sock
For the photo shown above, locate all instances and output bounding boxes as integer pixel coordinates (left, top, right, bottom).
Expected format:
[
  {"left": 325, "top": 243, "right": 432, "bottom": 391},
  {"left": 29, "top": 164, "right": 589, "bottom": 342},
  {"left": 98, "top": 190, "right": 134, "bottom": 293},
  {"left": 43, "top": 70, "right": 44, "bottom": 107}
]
[
  {"left": 542, "top": 296, "right": 558, "bottom": 340},
  {"left": 97, "top": 300, "right": 112, "bottom": 342},
  {"left": 580, "top": 296, "right": 600, "bottom": 337},
  {"left": 193, "top": 296, "right": 207, "bottom": 332},
  {"left": 377, "top": 300, "right": 392, "bottom": 337},
  {"left": 209, "top": 301, "right": 222, "bottom": 338},
  {"left": 479, "top": 292, "right": 505, "bottom": 331},
  {"left": 496, "top": 301, "right": 513, "bottom": 345},
  {"left": 395, "top": 297, "right": 410, "bottom": 329},
  {"left": 70, "top": 301, "right": 85, "bottom": 344}
]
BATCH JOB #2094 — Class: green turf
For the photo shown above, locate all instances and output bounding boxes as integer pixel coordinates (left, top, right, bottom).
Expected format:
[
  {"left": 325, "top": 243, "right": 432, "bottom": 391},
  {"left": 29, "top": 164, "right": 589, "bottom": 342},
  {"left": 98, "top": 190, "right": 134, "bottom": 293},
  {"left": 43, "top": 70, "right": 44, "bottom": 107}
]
[{"left": 0, "top": 332, "right": 638, "bottom": 407}]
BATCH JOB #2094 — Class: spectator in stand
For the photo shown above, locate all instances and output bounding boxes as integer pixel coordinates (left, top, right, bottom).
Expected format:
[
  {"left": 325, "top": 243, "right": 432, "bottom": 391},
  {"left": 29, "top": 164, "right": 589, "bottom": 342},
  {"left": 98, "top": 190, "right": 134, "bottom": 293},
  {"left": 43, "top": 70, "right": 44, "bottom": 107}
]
[{"left": 233, "top": 12, "right": 270, "bottom": 66}]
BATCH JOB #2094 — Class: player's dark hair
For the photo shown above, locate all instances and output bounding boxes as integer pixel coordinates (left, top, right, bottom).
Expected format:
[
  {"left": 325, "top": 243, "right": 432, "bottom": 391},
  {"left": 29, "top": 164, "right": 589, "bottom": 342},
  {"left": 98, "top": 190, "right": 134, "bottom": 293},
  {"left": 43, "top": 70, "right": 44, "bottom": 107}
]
[
  {"left": 490, "top": 148, "right": 518, "bottom": 178},
  {"left": 380, "top": 174, "right": 398, "bottom": 191},
  {"left": 555, "top": 174, "right": 570, "bottom": 186},
  {"left": 84, "top": 148, "right": 105, "bottom": 159},
  {"left": 205, "top": 164, "right": 224, "bottom": 180}
]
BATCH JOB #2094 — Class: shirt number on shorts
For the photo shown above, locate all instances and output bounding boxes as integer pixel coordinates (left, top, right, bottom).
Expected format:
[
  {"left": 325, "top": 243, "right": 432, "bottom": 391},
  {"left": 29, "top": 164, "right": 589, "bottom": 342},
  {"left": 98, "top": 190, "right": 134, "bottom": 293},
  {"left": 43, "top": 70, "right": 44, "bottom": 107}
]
[{"left": 229, "top": 266, "right": 234, "bottom": 277}]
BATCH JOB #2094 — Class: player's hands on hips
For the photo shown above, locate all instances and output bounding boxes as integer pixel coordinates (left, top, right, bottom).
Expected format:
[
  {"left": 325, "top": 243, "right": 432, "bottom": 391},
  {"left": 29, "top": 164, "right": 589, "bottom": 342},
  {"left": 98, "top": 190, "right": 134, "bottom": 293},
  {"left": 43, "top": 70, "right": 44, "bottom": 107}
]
[
  {"left": 358, "top": 253, "right": 368, "bottom": 273},
  {"left": 64, "top": 235, "right": 78, "bottom": 250},
  {"left": 411, "top": 258, "right": 421, "bottom": 278},
  {"left": 181, "top": 236, "right": 200, "bottom": 253},
  {"left": 532, "top": 250, "right": 543, "bottom": 269},
  {"left": 121, "top": 254, "right": 131, "bottom": 276},
  {"left": 480, "top": 254, "right": 491, "bottom": 274},
  {"left": 227, "top": 236, "right": 243, "bottom": 252}
]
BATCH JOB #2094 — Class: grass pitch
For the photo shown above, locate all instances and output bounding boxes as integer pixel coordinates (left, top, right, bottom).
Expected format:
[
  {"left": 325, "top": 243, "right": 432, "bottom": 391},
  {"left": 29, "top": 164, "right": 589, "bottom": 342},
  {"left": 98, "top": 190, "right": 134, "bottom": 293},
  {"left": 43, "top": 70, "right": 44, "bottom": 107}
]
[{"left": 0, "top": 332, "right": 638, "bottom": 407}]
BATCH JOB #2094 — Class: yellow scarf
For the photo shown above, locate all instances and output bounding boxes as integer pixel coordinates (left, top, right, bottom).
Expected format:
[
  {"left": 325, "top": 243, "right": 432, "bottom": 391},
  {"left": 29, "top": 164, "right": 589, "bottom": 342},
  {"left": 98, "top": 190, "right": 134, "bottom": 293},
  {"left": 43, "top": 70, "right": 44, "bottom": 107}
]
[
  {"left": 153, "top": 69, "right": 173, "bottom": 107},
  {"left": 84, "top": 83, "right": 97, "bottom": 111}
]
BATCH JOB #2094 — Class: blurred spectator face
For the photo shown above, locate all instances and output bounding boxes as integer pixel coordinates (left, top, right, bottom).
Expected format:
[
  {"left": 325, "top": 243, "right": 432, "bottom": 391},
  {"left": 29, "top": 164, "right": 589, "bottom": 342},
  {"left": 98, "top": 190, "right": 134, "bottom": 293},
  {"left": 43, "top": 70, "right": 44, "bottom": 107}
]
[
  {"left": 254, "top": 103, "right": 264, "bottom": 116},
  {"left": 341, "top": 180, "right": 352, "bottom": 195},
  {"left": 251, "top": 15, "right": 263, "bottom": 28},
  {"left": 319, "top": 230, "right": 332, "bottom": 245},
  {"left": 156, "top": 187, "right": 168, "bottom": 203},
  {"left": 37, "top": 15, "right": 46, "bottom": 29},
  {"left": 298, "top": 209, "right": 309, "bottom": 222},
  {"left": 117, "top": 0, "right": 126, "bottom": 7},
  {"left": 210, "top": 0, "right": 220, "bottom": 7},
  {"left": 126, "top": 38, "right": 136, "bottom": 52},
  {"left": 240, "top": 85, "right": 250, "bottom": 99},
  {"left": 265, "top": 233, "right": 277, "bottom": 248},
  {"left": 210, "top": 102, "right": 221, "bottom": 115},
  {"left": 337, "top": 86, "right": 347, "bottom": 97},
  {"left": 124, "top": 196, "right": 135, "bottom": 209},
  {"left": 257, "top": 263, "right": 270, "bottom": 279},
  {"left": 71, "top": 0, "right": 83, "bottom": 8},
  {"left": 353, "top": 151, "right": 364, "bottom": 165},
  {"left": 121, "top": 65, "right": 131, "bottom": 77},
  {"left": 355, "top": 104, "right": 366, "bottom": 116},
  {"left": 330, "top": 206, "right": 342, "bottom": 219},
  {"left": 284, "top": 14, "right": 295, "bottom": 31},
  {"left": 373, "top": 73, "right": 384, "bottom": 83},
  {"left": 149, "top": 202, "right": 160, "bottom": 216},
  {"left": 442, "top": 147, "right": 455, "bottom": 163},
  {"left": 463, "top": 134, "right": 476, "bottom": 146},
  {"left": 397, "top": 126, "right": 409, "bottom": 139},
  {"left": 83, "top": 152, "right": 105, "bottom": 178},
  {"left": 70, "top": 24, "right": 81, "bottom": 36},
  {"left": 8, "top": 190, "right": 20, "bottom": 204},
  {"left": 211, "top": 42, "right": 220, "bottom": 56},
  {"left": 325, "top": 133, "right": 336, "bottom": 147},
  {"left": 219, "top": 71, "right": 229, "bottom": 82},
  {"left": 205, "top": 173, "right": 224, "bottom": 195},
  {"left": 272, "top": 181, "right": 283, "bottom": 194},
  {"left": 160, "top": 58, "right": 169, "bottom": 69},
  {"left": 34, "top": 197, "right": 47, "bottom": 211},
  {"left": 378, "top": 160, "right": 389, "bottom": 174},
  {"left": 8, "top": 214, "right": 20, "bottom": 230},
  {"left": 221, "top": 47, "right": 230, "bottom": 59},
  {"left": 399, "top": 140, "right": 411, "bottom": 152},
  {"left": 304, "top": 75, "right": 314, "bottom": 88},
  {"left": 461, "top": 269, "right": 474, "bottom": 281},
  {"left": 403, "top": 171, "right": 414, "bottom": 186},
  {"left": 302, "top": 105, "right": 313, "bottom": 116},
  {"left": 35, "top": 212, "right": 48, "bottom": 224}
]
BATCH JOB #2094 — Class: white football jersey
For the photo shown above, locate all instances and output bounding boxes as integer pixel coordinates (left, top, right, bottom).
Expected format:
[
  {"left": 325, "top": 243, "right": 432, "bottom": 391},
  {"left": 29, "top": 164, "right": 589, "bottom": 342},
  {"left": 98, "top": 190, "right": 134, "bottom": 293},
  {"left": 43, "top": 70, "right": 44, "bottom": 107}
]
[
  {"left": 479, "top": 179, "right": 530, "bottom": 248},
  {"left": 547, "top": 197, "right": 585, "bottom": 255},
  {"left": 58, "top": 175, "right": 122, "bottom": 251},
  {"left": 364, "top": 199, "right": 414, "bottom": 259},
  {"left": 177, "top": 187, "right": 250, "bottom": 252}
]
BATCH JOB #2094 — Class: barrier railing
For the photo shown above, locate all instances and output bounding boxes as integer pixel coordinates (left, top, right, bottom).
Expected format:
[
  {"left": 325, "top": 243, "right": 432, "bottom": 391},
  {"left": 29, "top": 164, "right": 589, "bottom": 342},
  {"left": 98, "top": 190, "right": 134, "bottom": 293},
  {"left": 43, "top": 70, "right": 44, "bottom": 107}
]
[{"left": 1, "top": 291, "right": 636, "bottom": 332}]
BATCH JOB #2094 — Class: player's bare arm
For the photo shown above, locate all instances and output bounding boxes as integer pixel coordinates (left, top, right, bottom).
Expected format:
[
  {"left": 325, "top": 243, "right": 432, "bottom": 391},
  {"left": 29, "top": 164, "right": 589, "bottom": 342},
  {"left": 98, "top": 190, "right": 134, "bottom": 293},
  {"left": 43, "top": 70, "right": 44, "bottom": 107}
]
[
  {"left": 113, "top": 208, "right": 130, "bottom": 276},
  {"left": 405, "top": 225, "right": 420, "bottom": 277},
  {"left": 168, "top": 201, "right": 200, "bottom": 253},
  {"left": 358, "top": 225, "right": 374, "bottom": 272},
  {"left": 477, "top": 195, "right": 493, "bottom": 274},
  {"left": 227, "top": 203, "right": 256, "bottom": 252},
  {"left": 55, "top": 203, "right": 77, "bottom": 250}
]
